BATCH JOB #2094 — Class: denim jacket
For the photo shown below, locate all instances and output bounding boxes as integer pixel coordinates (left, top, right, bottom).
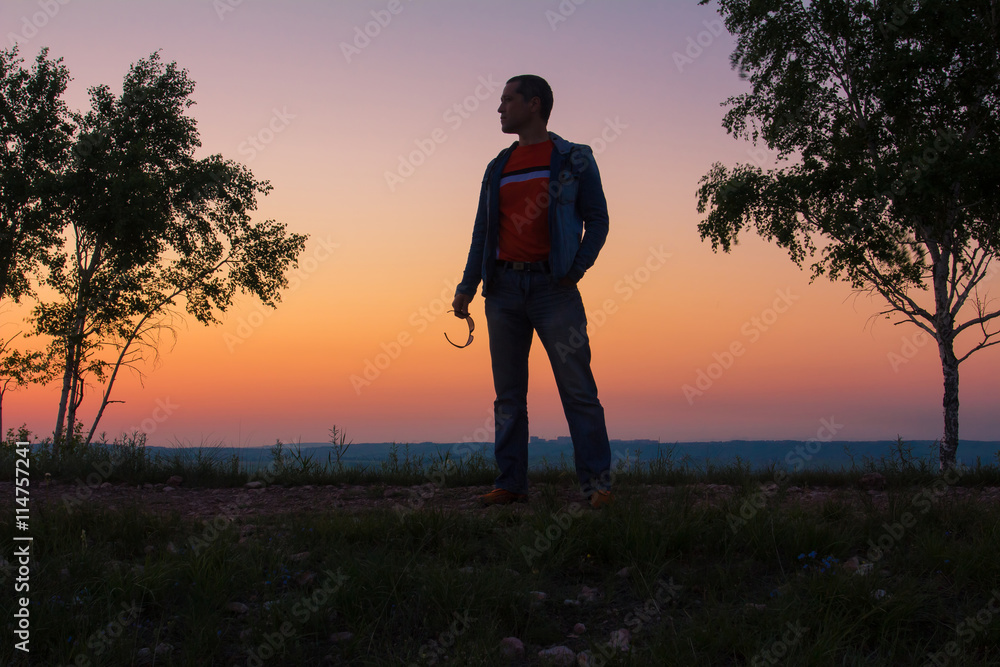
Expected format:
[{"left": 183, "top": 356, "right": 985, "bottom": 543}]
[{"left": 456, "top": 131, "right": 609, "bottom": 298}]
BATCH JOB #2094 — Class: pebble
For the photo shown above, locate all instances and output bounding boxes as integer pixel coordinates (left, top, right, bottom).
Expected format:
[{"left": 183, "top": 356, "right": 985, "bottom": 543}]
[
  {"left": 226, "top": 602, "right": 249, "bottom": 614},
  {"left": 537, "top": 645, "right": 575, "bottom": 665},
  {"left": 500, "top": 637, "right": 524, "bottom": 659},
  {"left": 609, "top": 628, "right": 630, "bottom": 651}
]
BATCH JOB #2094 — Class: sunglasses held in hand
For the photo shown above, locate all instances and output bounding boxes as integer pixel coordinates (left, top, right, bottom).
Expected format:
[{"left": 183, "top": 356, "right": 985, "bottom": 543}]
[{"left": 446, "top": 310, "right": 474, "bottom": 348}]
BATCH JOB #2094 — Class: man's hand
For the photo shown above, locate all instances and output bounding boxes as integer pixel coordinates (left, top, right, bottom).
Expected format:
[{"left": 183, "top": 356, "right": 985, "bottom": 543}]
[
  {"left": 557, "top": 276, "right": 578, "bottom": 288},
  {"left": 452, "top": 293, "right": 473, "bottom": 318}
]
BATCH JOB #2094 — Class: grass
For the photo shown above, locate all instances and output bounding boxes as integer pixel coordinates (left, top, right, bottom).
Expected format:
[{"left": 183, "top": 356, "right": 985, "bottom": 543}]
[{"left": 2, "top": 433, "right": 1000, "bottom": 665}]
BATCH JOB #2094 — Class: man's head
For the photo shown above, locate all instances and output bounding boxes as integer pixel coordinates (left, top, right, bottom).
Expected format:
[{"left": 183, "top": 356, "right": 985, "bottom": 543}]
[{"left": 499, "top": 74, "right": 552, "bottom": 136}]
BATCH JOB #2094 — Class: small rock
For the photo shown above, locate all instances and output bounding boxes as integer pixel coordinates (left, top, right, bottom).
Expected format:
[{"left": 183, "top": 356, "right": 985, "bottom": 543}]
[
  {"left": 144, "top": 545, "right": 155, "bottom": 554},
  {"left": 100, "top": 482, "right": 112, "bottom": 489},
  {"left": 856, "top": 563, "right": 874, "bottom": 576},
  {"left": 529, "top": 590, "right": 548, "bottom": 602},
  {"left": 500, "top": 637, "right": 524, "bottom": 659},
  {"left": 744, "top": 603, "right": 767, "bottom": 612},
  {"left": 154, "top": 642, "right": 173, "bottom": 656},
  {"left": 143, "top": 483, "right": 154, "bottom": 489},
  {"left": 786, "top": 486, "right": 803, "bottom": 493},
  {"left": 167, "top": 475, "right": 183, "bottom": 485},
  {"left": 842, "top": 556, "right": 861, "bottom": 573},
  {"left": 240, "top": 525, "right": 257, "bottom": 538},
  {"left": 165, "top": 542, "right": 179, "bottom": 554},
  {"left": 458, "top": 566, "right": 475, "bottom": 574},
  {"left": 609, "top": 628, "right": 630, "bottom": 651},
  {"left": 162, "top": 486, "right": 175, "bottom": 492},
  {"left": 616, "top": 567, "right": 630, "bottom": 578},
  {"left": 578, "top": 585, "right": 601, "bottom": 602},
  {"left": 577, "top": 650, "right": 594, "bottom": 666},
  {"left": 859, "top": 472, "right": 886, "bottom": 491},
  {"left": 289, "top": 551, "right": 310, "bottom": 561},
  {"left": 538, "top": 645, "right": 576, "bottom": 665},
  {"left": 135, "top": 647, "right": 152, "bottom": 665},
  {"left": 296, "top": 571, "right": 316, "bottom": 587},
  {"left": 872, "top": 589, "right": 889, "bottom": 600},
  {"left": 330, "top": 631, "right": 354, "bottom": 642},
  {"left": 573, "top": 622, "right": 586, "bottom": 634},
  {"left": 563, "top": 599, "right": 581, "bottom": 606},
  {"left": 226, "top": 602, "right": 249, "bottom": 614},
  {"left": 60, "top": 568, "right": 70, "bottom": 580},
  {"left": 245, "top": 481, "right": 266, "bottom": 489},
  {"left": 240, "top": 629, "right": 253, "bottom": 641}
]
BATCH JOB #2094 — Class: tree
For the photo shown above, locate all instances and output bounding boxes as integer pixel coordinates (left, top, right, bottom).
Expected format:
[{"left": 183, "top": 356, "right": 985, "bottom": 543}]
[
  {"left": 32, "top": 52, "right": 307, "bottom": 446},
  {"left": 0, "top": 46, "right": 73, "bottom": 303},
  {"left": 695, "top": 0, "right": 1000, "bottom": 469},
  {"left": 0, "top": 330, "right": 54, "bottom": 438}
]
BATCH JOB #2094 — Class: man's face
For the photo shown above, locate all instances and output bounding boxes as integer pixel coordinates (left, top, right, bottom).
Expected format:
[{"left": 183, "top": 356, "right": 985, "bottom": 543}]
[{"left": 497, "top": 81, "right": 536, "bottom": 135}]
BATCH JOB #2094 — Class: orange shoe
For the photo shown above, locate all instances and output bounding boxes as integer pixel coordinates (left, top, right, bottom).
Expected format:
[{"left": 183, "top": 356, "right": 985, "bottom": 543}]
[
  {"left": 589, "top": 490, "right": 614, "bottom": 509},
  {"left": 479, "top": 488, "right": 528, "bottom": 506}
]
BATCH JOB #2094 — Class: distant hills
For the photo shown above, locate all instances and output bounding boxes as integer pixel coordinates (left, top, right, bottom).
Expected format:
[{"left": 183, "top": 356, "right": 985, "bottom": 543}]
[{"left": 141, "top": 439, "right": 1000, "bottom": 473}]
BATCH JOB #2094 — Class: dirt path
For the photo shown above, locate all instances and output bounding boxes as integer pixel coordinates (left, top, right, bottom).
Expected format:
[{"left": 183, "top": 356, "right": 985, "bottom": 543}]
[{"left": 7, "top": 476, "right": 1000, "bottom": 522}]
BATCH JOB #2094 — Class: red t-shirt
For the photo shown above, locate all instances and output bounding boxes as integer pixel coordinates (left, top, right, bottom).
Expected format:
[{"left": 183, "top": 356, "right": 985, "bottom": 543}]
[{"left": 498, "top": 140, "right": 553, "bottom": 262}]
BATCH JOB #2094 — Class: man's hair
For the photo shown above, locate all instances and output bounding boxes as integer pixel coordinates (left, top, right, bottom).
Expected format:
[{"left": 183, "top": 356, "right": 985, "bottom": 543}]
[{"left": 507, "top": 75, "right": 553, "bottom": 122}]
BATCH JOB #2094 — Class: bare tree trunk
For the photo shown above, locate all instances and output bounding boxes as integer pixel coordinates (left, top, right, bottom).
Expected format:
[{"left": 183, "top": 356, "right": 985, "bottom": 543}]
[
  {"left": 939, "top": 343, "right": 960, "bottom": 470},
  {"left": 52, "top": 338, "right": 74, "bottom": 443}
]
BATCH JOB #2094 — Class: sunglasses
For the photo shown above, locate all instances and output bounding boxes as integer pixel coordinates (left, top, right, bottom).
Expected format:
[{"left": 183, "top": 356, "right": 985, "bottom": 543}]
[{"left": 445, "top": 310, "right": 475, "bottom": 348}]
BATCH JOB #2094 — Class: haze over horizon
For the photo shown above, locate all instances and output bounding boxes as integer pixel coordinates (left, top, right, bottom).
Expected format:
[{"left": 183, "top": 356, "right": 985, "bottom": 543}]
[{"left": 4, "top": 0, "right": 998, "bottom": 449}]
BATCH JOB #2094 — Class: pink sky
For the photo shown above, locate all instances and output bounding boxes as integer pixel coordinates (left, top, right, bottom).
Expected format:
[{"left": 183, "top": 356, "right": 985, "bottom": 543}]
[{"left": 3, "top": 0, "right": 997, "bottom": 447}]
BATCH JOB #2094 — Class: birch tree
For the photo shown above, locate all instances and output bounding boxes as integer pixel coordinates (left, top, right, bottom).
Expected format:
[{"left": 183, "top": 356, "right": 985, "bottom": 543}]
[{"left": 696, "top": 0, "right": 1000, "bottom": 469}]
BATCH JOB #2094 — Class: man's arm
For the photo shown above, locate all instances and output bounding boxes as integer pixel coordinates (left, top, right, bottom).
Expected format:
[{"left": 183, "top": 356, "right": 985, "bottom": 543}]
[
  {"left": 453, "top": 161, "right": 494, "bottom": 315},
  {"left": 564, "top": 149, "right": 609, "bottom": 284}
]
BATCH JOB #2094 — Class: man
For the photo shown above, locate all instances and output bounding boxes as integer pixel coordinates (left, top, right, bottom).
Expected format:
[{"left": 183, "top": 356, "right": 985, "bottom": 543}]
[{"left": 452, "top": 74, "right": 613, "bottom": 509}]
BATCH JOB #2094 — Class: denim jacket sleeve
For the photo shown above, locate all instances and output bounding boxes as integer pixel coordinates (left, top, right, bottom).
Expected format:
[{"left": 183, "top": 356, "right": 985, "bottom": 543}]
[
  {"left": 564, "top": 148, "right": 609, "bottom": 284},
  {"left": 456, "top": 160, "right": 494, "bottom": 298}
]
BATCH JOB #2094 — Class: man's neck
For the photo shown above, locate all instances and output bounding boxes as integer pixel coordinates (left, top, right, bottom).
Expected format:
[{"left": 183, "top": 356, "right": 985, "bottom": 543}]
[{"left": 517, "top": 126, "right": 550, "bottom": 146}]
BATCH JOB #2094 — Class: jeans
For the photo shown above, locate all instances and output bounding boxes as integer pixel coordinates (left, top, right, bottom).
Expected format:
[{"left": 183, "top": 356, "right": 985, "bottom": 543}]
[{"left": 484, "top": 265, "right": 611, "bottom": 495}]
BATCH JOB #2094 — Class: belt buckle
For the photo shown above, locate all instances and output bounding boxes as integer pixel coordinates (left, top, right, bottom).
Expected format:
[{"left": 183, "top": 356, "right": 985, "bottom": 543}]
[{"left": 513, "top": 261, "right": 527, "bottom": 271}]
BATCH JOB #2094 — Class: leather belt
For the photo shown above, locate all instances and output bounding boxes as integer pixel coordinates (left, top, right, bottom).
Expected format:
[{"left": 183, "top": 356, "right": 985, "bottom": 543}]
[{"left": 498, "top": 260, "right": 549, "bottom": 272}]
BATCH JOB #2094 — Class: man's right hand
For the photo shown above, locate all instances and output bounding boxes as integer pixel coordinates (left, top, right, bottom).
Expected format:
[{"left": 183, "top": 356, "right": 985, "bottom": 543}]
[{"left": 452, "top": 293, "right": 473, "bottom": 318}]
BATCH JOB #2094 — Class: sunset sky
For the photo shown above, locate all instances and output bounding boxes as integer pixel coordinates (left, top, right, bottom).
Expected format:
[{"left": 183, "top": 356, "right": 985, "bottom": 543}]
[{"left": 4, "top": 0, "right": 998, "bottom": 449}]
